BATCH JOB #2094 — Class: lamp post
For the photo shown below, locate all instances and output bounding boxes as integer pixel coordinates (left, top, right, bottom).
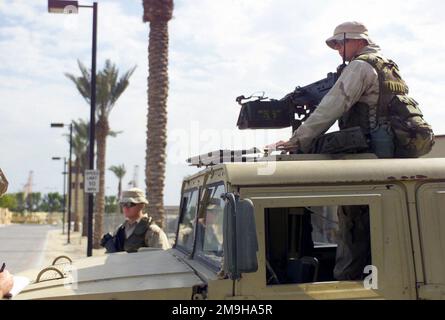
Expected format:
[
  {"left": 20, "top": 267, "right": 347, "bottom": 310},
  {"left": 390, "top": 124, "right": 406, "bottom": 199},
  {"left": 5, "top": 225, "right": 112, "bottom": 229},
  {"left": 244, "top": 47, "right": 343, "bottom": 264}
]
[
  {"left": 52, "top": 157, "right": 67, "bottom": 235},
  {"left": 48, "top": 0, "right": 97, "bottom": 256},
  {"left": 51, "top": 122, "right": 73, "bottom": 244}
]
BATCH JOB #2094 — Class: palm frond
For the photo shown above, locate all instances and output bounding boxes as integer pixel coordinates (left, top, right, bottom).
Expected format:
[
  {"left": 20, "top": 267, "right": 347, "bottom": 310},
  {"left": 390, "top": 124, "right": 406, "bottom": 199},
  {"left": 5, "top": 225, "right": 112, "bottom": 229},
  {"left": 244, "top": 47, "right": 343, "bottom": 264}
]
[
  {"left": 106, "top": 64, "right": 137, "bottom": 116},
  {"left": 66, "top": 59, "right": 136, "bottom": 118},
  {"left": 108, "top": 130, "right": 123, "bottom": 137},
  {"left": 109, "top": 164, "right": 126, "bottom": 179}
]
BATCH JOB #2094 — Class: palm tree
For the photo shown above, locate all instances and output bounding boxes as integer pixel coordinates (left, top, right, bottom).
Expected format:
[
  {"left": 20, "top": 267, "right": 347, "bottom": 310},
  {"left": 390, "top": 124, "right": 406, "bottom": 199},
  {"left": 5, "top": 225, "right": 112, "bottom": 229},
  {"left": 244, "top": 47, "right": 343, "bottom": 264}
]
[
  {"left": 142, "top": 0, "right": 174, "bottom": 229},
  {"left": 66, "top": 59, "right": 136, "bottom": 248},
  {"left": 71, "top": 119, "right": 88, "bottom": 232},
  {"left": 71, "top": 120, "right": 121, "bottom": 237},
  {"left": 109, "top": 164, "right": 126, "bottom": 201},
  {"left": 66, "top": 119, "right": 97, "bottom": 237}
]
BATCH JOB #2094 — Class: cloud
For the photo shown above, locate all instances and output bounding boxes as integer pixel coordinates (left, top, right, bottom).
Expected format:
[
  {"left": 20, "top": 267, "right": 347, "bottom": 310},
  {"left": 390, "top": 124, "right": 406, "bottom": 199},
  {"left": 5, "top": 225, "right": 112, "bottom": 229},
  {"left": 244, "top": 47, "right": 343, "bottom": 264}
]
[{"left": 1, "top": 0, "right": 445, "bottom": 206}]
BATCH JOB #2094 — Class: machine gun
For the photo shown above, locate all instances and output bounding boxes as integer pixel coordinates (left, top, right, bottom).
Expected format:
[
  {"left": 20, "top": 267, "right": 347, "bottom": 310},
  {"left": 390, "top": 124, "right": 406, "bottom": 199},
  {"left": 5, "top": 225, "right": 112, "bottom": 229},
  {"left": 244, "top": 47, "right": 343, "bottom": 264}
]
[{"left": 236, "top": 71, "right": 339, "bottom": 132}]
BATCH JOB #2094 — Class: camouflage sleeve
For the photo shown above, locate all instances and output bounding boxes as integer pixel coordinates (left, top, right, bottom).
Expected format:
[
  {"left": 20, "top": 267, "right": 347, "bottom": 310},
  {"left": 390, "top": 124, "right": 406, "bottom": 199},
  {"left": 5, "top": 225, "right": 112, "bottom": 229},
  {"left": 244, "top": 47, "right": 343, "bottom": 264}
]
[
  {"left": 145, "top": 223, "right": 172, "bottom": 250},
  {"left": 289, "top": 60, "right": 378, "bottom": 152}
]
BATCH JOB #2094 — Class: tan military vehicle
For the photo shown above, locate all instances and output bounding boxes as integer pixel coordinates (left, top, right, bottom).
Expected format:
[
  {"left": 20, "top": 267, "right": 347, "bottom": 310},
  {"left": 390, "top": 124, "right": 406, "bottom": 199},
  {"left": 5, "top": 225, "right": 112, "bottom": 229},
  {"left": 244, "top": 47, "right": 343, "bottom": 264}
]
[{"left": 12, "top": 152, "right": 445, "bottom": 300}]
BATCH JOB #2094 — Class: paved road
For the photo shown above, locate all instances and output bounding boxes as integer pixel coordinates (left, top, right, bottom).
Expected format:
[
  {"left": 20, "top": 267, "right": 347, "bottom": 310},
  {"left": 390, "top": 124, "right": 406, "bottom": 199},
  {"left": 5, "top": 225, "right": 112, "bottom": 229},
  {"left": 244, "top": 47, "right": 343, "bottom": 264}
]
[{"left": 0, "top": 224, "right": 56, "bottom": 273}]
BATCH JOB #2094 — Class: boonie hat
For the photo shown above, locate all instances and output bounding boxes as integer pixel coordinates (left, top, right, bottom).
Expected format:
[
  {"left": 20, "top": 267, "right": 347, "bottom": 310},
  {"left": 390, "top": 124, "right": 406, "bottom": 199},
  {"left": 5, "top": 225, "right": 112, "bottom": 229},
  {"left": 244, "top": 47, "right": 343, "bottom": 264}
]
[
  {"left": 119, "top": 188, "right": 149, "bottom": 205},
  {"left": 326, "top": 21, "right": 375, "bottom": 49}
]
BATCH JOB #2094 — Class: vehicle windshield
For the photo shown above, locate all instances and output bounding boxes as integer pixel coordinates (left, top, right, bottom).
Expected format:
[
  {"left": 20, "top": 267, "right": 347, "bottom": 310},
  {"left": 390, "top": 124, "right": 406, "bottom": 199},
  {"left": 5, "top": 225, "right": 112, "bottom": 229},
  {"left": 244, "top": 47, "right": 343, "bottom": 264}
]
[
  {"left": 195, "top": 183, "right": 225, "bottom": 267},
  {"left": 176, "top": 189, "right": 199, "bottom": 251}
]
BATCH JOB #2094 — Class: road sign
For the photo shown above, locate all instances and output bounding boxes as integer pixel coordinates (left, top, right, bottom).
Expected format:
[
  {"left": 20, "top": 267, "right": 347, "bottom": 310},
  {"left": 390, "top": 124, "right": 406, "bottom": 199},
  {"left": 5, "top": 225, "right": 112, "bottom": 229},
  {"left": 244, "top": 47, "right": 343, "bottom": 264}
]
[{"left": 84, "top": 170, "right": 99, "bottom": 193}]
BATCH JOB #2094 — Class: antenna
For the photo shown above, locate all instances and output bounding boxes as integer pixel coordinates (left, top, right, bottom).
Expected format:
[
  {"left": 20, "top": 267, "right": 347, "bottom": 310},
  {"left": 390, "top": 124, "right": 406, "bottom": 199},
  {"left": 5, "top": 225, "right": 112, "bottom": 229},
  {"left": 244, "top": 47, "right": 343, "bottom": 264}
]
[
  {"left": 343, "top": 32, "right": 346, "bottom": 66},
  {"left": 133, "top": 165, "right": 139, "bottom": 188},
  {"left": 336, "top": 33, "right": 348, "bottom": 78},
  {"left": 23, "top": 171, "right": 34, "bottom": 212},
  {"left": 128, "top": 165, "right": 139, "bottom": 188},
  {"left": 23, "top": 171, "right": 34, "bottom": 198}
]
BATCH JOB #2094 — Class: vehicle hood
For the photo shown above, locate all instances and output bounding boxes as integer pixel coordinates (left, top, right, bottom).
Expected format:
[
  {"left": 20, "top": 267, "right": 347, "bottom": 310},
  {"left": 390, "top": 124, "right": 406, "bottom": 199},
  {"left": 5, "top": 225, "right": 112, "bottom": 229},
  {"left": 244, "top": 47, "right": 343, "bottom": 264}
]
[{"left": 14, "top": 249, "right": 204, "bottom": 300}]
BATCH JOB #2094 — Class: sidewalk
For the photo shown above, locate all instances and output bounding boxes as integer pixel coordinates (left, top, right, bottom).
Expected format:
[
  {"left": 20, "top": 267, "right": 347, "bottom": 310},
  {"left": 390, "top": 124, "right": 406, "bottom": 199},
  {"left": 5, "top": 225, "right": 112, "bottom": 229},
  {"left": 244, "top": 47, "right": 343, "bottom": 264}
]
[{"left": 42, "top": 229, "right": 106, "bottom": 267}]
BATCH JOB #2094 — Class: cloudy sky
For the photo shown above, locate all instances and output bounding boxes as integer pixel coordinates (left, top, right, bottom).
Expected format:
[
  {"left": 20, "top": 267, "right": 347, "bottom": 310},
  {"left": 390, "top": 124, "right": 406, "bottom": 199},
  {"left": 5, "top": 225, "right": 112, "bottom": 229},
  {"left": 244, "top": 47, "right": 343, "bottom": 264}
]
[{"left": 0, "top": 0, "right": 444, "bottom": 205}]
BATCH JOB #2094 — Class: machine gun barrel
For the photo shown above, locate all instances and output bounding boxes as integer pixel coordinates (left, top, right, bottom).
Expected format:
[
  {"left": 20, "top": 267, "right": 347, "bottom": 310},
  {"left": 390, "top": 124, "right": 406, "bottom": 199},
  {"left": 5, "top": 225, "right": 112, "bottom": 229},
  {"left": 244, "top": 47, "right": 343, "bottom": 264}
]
[
  {"left": 237, "top": 71, "right": 339, "bottom": 132},
  {"left": 283, "top": 72, "right": 337, "bottom": 106}
]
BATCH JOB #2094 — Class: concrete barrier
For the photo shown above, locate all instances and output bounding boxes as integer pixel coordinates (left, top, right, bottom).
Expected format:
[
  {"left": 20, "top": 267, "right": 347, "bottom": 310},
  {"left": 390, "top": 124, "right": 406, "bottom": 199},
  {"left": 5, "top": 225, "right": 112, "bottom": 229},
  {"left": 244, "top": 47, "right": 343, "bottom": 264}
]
[
  {"left": 11, "top": 212, "right": 62, "bottom": 224},
  {"left": 0, "top": 207, "right": 12, "bottom": 225}
]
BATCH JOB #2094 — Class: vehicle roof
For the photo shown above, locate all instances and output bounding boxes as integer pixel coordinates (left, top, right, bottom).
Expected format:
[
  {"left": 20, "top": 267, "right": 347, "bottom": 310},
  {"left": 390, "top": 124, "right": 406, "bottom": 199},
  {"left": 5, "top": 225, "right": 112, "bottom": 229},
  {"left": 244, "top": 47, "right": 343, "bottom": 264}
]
[{"left": 185, "top": 158, "right": 445, "bottom": 187}]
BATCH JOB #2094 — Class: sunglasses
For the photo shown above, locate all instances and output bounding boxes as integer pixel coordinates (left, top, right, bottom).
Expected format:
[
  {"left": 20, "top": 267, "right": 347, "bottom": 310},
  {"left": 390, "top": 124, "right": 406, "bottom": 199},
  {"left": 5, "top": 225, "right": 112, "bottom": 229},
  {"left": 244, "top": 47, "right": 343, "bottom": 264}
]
[
  {"left": 333, "top": 39, "right": 350, "bottom": 47},
  {"left": 121, "top": 202, "right": 138, "bottom": 208}
]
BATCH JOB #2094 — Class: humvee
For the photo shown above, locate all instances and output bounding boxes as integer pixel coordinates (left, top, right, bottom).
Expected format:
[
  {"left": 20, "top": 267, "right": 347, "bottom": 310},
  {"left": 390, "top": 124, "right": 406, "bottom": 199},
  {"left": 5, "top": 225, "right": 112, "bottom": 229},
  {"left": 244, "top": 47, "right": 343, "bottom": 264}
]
[{"left": 12, "top": 152, "right": 445, "bottom": 300}]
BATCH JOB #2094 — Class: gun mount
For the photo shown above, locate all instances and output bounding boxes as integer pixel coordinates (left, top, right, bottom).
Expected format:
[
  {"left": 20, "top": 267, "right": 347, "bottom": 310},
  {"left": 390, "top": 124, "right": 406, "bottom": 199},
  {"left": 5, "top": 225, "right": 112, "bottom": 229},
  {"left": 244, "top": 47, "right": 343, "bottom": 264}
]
[
  {"left": 186, "top": 148, "right": 262, "bottom": 167},
  {"left": 236, "top": 71, "right": 338, "bottom": 132}
]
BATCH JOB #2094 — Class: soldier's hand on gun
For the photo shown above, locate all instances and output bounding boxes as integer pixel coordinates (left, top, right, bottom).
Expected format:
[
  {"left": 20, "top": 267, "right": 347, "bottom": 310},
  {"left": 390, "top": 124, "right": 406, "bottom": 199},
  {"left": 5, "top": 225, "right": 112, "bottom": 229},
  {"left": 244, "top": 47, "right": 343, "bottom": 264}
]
[{"left": 265, "top": 140, "right": 299, "bottom": 153}]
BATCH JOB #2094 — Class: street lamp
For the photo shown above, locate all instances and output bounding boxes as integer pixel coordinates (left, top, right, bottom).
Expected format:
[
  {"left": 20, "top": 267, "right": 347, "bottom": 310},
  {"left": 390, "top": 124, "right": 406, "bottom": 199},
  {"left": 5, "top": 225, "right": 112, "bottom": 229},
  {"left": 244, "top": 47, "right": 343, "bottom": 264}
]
[
  {"left": 52, "top": 157, "right": 67, "bottom": 235},
  {"left": 48, "top": 0, "right": 79, "bottom": 13},
  {"left": 48, "top": 0, "right": 98, "bottom": 257},
  {"left": 51, "top": 122, "right": 73, "bottom": 244}
]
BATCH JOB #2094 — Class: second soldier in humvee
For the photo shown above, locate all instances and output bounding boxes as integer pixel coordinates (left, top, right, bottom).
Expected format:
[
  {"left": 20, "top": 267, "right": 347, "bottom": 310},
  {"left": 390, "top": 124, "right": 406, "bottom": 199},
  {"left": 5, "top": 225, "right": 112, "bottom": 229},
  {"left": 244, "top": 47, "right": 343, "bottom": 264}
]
[{"left": 196, "top": 198, "right": 224, "bottom": 255}]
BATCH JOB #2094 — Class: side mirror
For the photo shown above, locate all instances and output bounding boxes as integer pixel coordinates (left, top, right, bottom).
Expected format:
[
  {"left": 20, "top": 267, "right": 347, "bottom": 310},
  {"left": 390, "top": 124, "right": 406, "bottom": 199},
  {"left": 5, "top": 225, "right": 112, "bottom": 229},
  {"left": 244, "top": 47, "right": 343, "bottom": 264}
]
[
  {"left": 222, "top": 193, "right": 258, "bottom": 280},
  {"left": 0, "top": 168, "right": 8, "bottom": 196}
]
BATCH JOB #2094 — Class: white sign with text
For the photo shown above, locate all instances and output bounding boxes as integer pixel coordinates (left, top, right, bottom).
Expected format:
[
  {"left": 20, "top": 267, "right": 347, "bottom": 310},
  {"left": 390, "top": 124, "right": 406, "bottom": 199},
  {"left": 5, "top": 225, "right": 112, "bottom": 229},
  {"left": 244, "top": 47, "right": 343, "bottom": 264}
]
[{"left": 84, "top": 170, "right": 99, "bottom": 193}]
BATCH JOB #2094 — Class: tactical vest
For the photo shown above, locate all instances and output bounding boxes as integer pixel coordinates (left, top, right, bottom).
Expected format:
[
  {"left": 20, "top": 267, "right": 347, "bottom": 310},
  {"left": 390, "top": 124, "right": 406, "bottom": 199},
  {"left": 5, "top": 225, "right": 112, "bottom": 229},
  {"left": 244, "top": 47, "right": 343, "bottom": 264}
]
[
  {"left": 121, "top": 216, "right": 152, "bottom": 253},
  {"left": 338, "top": 53, "right": 409, "bottom": 133},
  {"left": 338, "top": 53, "right": 434, "bottom": 158}
]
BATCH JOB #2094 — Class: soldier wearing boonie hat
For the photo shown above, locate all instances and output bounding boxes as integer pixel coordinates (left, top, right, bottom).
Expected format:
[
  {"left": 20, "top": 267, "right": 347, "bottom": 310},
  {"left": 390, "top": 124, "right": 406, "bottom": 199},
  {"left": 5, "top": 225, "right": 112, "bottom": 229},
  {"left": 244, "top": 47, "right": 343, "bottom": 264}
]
[
  {"left": 119, "top": 188, "right": 149, "bottom": 205},
  {"left": 269, "top": 21, "right": 431, "bottom": 281},
  {"left": 100, "top": 188, "right": 171, "bottom": 253},
  {"left": 271, "top": 21, "right": 388, "bottom": 155},
  {"left": 325, "top": 21, "right": 375, "bottom": 49}
]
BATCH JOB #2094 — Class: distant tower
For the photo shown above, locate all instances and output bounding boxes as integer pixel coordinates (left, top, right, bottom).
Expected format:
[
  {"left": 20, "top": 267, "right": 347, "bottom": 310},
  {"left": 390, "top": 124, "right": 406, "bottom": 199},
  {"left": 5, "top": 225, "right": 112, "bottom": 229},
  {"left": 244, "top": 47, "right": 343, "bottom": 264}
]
[
  {"left": 133, "top": 165, "right": 139, "bottom": 188},
  {"left": 127, "top": 165, "right": 139, "bottom": 188},
  {"left": 23, "top": 171, "right": 34, "bottom": 212},
  {"left": 23, "top": 170, "right": 33, "bottom": 197}
]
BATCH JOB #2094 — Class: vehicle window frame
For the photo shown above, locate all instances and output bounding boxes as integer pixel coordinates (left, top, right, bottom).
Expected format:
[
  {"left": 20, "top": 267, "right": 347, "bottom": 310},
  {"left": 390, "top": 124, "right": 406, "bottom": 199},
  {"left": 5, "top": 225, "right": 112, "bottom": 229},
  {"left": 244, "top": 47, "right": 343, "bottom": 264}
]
[
  {"left": 416, "top": 182, "right": 445, "bottom": 287},
  {"left": 257, "top": 194, "right": 382, "bottom": 286},
  {"left": 175, "top": 187, "right": 200, "bottom": 254},
  {"left": 193, "top": 182, "right": 226, "bottom": 271},
  {"left": 233, "top": 184, "right": 415, "bottom": 299}
]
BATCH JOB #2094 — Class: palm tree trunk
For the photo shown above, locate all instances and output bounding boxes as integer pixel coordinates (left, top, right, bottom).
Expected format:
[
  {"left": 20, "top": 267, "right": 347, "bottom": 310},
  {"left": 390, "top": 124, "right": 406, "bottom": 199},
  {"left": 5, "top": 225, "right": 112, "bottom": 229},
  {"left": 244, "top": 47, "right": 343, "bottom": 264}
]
[
  {"left": 117, "top": 179, "right": 122, "bottom": 214},
  {"left": 93, "top": 116, "right": 109, "bottom": 248},
  {"left": 146, "top": 20, "right": 169, "bottom": 229},
  {"left": 82, "top": 152, "right": 88, "bottom": 237},
  {"left": 73, "top": 157, "right": 80, "bottom": 232}
]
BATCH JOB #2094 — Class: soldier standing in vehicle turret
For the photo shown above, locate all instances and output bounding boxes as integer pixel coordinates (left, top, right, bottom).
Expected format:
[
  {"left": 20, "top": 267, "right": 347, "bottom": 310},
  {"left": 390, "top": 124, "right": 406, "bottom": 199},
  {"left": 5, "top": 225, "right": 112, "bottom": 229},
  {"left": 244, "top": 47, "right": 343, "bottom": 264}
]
[
  {"left": 273, "top": 22, "right": 397, "bottom": 155},
  {"left": 268, "top": 21, "right": 433, "bottom": 280}
]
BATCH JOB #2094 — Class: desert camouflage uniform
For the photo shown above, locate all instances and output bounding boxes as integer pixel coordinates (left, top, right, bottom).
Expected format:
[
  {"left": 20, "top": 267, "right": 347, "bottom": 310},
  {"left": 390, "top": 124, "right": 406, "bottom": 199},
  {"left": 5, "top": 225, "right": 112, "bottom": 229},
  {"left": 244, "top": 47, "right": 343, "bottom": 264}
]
[
  {"left": 119, "top": 214, "right": 171, "bottom": 252},
  {"left": 289, "top": 44, "right": 381, "bottom": 152},
  {"left": 289, "top": 44, "right": 385, "bottom": 280}
]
